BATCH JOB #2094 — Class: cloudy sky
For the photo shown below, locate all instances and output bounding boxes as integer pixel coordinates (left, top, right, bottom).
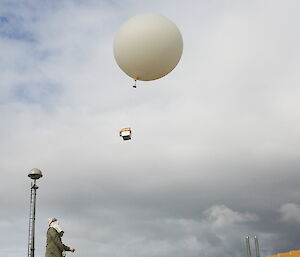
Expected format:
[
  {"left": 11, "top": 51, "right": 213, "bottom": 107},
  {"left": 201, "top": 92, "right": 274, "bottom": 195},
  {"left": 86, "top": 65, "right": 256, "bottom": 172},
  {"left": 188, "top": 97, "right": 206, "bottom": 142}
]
[{"left": 1, "top": 0, "right": 300, "bottom": 257}]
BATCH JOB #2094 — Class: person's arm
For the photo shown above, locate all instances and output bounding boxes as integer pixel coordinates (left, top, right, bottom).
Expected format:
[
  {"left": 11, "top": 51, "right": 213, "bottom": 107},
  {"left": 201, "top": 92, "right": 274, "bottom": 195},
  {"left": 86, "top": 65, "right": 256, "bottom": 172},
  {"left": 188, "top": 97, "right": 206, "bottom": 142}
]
[
  {"left": 63, "top": 245, "right": 75, "bottom": 252},
  {"left": 63, "top": 244, "right": 71, "bottom": 251}
]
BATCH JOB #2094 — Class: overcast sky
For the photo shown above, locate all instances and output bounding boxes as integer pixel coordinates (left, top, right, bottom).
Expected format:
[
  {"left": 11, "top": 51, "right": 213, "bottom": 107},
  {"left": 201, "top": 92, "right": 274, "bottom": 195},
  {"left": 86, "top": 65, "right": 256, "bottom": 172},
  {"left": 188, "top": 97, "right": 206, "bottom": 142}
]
[{"left": 1, "top": 1, "right": 300, "bottom": 257}]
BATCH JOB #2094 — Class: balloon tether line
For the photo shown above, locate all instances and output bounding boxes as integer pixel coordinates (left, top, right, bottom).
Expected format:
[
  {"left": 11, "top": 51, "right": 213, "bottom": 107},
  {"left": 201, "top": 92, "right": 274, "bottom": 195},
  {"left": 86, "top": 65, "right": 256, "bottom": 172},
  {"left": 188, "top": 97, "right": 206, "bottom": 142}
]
[{"left": 133, "top": 79, "right": 137, "bottom": 88}]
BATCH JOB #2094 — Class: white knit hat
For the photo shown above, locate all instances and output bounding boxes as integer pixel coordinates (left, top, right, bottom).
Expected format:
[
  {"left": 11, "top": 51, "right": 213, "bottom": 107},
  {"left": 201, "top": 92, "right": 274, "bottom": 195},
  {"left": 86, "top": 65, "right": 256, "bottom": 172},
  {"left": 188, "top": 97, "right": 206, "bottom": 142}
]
[{"left": 48, "top": 218, "right": 63, "bottom": 233}]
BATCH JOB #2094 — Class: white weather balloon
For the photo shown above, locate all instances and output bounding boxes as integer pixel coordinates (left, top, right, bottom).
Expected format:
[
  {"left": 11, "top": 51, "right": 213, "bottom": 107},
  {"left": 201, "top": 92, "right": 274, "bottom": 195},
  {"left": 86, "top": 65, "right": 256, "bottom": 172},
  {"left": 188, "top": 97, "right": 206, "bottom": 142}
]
[{"left": 113, "top": 13, "right": 183, "bottom": 81}]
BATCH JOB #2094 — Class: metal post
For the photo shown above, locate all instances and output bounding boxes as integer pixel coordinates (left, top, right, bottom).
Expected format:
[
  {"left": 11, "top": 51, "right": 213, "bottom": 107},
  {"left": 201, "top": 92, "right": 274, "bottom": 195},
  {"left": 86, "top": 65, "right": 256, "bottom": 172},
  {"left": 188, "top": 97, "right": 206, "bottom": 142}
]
[
  {"left": 245, "top": 236, "right": 252, "bottom": 257},
  {"left": 31, "top": 181, "right": 38, "bottom": 257},
  {"left": 27, "top": 168, "right": 42, "bottom": 257},
  {"left": 27, "top": 183, "right": 33, "bottom": 257},
  {"left": 28, "top": 180, "right": 39, "bottom": 257},
  {"left": 254, "top": 236, "right": 260, "bottom": 257}
]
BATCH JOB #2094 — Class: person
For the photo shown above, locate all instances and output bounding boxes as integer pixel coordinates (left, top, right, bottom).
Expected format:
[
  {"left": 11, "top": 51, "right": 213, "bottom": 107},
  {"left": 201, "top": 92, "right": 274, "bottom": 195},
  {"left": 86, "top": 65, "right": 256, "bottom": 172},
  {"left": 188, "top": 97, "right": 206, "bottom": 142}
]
[{"left": 45, "top": 218, "right": 75, "bottom": 257}]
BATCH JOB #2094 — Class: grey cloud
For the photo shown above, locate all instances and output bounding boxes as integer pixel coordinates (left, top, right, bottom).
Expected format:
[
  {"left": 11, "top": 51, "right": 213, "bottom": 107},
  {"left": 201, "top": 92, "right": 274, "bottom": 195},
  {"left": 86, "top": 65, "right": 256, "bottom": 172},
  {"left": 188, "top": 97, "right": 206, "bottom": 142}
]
[{"left": 279, "top": 203, "right": 300, "bottom": 224}]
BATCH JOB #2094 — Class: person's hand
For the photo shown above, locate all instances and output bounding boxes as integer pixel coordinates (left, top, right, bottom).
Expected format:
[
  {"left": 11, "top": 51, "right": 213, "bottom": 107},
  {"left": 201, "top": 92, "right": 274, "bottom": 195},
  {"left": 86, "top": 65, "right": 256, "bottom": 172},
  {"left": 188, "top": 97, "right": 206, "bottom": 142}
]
[{"left": 70, "top": 248, "right": 75, "bottom": 252}]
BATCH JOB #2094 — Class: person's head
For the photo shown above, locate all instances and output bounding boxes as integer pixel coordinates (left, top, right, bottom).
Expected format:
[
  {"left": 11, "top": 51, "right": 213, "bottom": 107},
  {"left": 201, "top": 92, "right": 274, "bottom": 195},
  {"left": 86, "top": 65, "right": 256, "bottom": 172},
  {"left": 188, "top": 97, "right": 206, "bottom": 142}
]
[
  {"left": 48, "top": 218, "right": 58, "bottom": 227},
  {"left": 48, "top": 218, "right": 64, "bottom": 235}
]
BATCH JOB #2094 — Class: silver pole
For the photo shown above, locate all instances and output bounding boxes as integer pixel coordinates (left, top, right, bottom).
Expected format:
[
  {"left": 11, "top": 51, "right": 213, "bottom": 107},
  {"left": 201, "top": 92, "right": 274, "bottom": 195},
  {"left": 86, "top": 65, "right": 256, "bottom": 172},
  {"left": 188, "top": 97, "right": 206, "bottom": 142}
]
[
  {"left": 245, "top": 236, "right": 252, "bottom": 257},
  {"left": 27, "top": 182, "right": 33, "bottom": 257},
  {"left": 28, "top": 180, "right": 39, "bottom": 257},
  {"left": 254, "top": 236, "right": 260, "bottom": 257},
  {"left": 31, "top": 181, "right": 38, "bottom": 257},
  {"left": 27, "top": 168, "right": 42, "bottom": 257}
]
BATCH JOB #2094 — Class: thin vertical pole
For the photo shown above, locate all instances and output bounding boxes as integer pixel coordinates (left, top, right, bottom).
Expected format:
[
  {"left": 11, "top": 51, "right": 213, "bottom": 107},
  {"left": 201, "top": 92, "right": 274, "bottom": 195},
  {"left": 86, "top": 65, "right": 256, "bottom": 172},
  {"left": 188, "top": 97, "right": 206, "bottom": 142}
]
[
  {"left": 245, "top": 236, "right": 252, "bottom": 257},
  {"left": 28, "top": 182, "right": 33, "bottom": 257},
  {"left": 28, "top": 180, "right": 38, "bottom": 257},
  {"left": 254, "top": 236, "right": 260, "bottom": 257}
]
